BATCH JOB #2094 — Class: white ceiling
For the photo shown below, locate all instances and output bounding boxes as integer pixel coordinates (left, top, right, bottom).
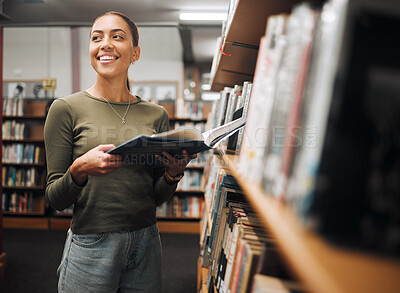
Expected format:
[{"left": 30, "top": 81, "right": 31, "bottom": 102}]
[{"left": 1, "top": 0, "right": 231, "bottom": 64}]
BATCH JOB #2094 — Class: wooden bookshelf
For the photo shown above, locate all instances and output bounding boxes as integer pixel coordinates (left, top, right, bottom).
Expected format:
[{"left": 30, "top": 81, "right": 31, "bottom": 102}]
[
  {"left": 211, "top": 0, "right": 308, "bottom": 92},
  {"left": 205, "top": 1, "right": 400, "bottom": 291},
  {"left": 2, "top": 162, "right": 46, "bottom": 167},
  {"left": 2, "top": 138, "right": 44, "bottom": 143},
  {"left": 48, "top": 217, "right": 200, "bottom": 234},
  {"left": 48, "top": 217, "right": 70, "bottom": 230},
  {"left": 219, "top": 152, "right": 400, "bottom": 293},
  {"left": 3, "top": 217, "right": 49, "bottom": 229},
  {"left": 2, "top": 98, "right": 51, "bottom": 226},
  {"left": 3, "top": 115, "right": 45, "bottom": 120},
  {"left": 157, "top": 220, "right": 200, "bottom": 234}
]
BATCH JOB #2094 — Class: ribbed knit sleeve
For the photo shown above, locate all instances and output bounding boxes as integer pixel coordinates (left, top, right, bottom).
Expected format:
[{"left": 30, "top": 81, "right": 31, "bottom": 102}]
[{"left": 44, "top": 99, "right": 84, "bottom": 211}]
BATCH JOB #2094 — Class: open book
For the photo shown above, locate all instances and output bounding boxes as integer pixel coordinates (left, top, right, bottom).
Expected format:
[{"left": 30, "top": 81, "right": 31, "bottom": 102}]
[{"left": 107, "top": 116, "right": 246, "bottom": 164}]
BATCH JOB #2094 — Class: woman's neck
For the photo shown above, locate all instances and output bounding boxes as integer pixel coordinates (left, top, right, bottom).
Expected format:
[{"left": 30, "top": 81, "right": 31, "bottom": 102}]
[{"left": 89, "top": 78, "right": 132, "bottom": 102}]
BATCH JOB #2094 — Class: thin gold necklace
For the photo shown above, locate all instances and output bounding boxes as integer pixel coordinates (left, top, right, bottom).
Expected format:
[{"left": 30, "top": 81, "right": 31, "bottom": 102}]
[{"left": 92, "top": 88, "right": 131, "bottom": 124}]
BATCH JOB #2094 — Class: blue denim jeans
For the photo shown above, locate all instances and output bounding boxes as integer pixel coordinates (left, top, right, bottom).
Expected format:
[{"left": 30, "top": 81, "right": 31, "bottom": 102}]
[{"left": 57, "top": 224, "right": 162, "bottom": 293}]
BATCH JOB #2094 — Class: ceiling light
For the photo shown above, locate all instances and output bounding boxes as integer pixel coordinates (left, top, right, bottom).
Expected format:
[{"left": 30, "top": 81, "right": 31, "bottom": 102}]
[{"left": 179, "top": 12, "right": 227, "bottom": 21}]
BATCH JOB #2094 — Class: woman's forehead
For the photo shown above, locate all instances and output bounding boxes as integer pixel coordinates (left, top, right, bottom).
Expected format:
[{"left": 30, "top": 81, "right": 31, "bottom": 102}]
[{"left": 92, "top": 14, "right": 130, "bottom": 33}]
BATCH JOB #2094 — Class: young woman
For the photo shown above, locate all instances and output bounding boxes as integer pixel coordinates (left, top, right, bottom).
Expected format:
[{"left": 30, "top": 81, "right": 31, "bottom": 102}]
[{"left": 44, "top": 11, "right": 196, "bottom": 293}]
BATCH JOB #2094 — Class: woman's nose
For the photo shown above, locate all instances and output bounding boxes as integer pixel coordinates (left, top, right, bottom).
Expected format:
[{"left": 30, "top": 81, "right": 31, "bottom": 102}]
[{"left": 100, "top": 36, "right": 113, "bottom": 50}]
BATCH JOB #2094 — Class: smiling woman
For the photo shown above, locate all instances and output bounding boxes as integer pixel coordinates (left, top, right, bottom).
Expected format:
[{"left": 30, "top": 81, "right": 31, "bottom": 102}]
[
  {"left": 44, "top": 11, "right": 197, "bottom": 293},
  {"left": 89, "top": 11, "right": 140, "bottom": 95}
]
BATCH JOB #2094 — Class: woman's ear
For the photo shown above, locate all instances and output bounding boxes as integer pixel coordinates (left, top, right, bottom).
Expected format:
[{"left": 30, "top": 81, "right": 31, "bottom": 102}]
[{"left": 132, "top": 46, "right": 141, "bottom": 62}]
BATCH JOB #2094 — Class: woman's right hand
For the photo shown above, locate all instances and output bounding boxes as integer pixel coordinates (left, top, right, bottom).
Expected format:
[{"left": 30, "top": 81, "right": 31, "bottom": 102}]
[{"left": 69, "top": 144, "right": 123, "bottom": 186}]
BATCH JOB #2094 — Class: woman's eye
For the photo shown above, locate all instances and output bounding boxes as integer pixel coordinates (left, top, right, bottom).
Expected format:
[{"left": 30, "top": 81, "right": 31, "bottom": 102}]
[
  {"left": 113, "top": 35, "right": 124, "bottom": 40},
  {"left": 92, "top": 35, "right": 101, "bottom": 41}
]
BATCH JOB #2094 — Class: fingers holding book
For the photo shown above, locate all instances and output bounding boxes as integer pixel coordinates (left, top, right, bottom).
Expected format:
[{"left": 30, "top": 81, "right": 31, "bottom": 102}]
[{"left": 156, "top": 150, "right": 197, "bottom": 178}]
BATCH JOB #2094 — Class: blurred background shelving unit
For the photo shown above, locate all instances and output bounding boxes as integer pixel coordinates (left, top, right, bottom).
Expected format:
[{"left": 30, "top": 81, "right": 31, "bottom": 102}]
[{"left": 2, "top": 90, "right": 52, "bottom": 230}]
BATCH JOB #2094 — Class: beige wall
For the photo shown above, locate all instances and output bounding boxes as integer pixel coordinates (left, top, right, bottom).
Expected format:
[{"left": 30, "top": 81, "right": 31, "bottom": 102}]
[{"left": 4, "top": 25, "right": 184, "bottom": 99}]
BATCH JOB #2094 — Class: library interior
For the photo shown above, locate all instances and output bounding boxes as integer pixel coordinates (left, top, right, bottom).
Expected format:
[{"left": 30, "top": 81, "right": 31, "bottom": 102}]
[{"left": 0, "top": 0, "right": 400, "bottom": 292}]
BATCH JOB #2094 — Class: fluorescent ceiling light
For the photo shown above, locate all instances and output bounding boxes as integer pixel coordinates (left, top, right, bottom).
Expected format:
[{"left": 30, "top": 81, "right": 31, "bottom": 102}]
[{"left": 179, "top": 12, "right": 226, "bottom": 21}]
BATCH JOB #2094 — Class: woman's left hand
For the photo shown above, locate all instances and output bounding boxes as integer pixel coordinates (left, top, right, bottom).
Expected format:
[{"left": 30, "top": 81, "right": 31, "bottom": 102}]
[{"left": 156, "top": 150, "right": 197, "bottom": 177}]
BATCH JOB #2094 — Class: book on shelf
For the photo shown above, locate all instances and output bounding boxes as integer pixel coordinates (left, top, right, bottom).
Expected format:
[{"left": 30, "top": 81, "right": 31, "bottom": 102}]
[
  {"left": 235, "top": 241, "right": 264, "bottom": 293},
  {"left": 284, "top": 0, "right": 346, "bottom": 221},
  {"left": 238, "top": 13, "right": 289, "bottom": 183},
  {"left": 296, "top": 0, "right": 400, "bottom": 257},
  {"left": 234, "top": 81, "right": 253, "bottom": 153},
  {"left": 176, "top": 169, "right": 203, "bottom": 191},
  {"left": 227, "top": 107, "right": 243, "bottom": 151},
  {"left": 207, "top": 81, "right": 253, "bottom": 153},
  {"left": 107, "top": 116, "right": 246, "bottom": 165},
  {"left": 209, "top": 186, "right": 246, "bottom": 277},
  {"left": 3, "top": 97, "right": 25, "bottom": 116},
  {"left": 204, "top": 155, "right": 225, "bottom": 204},
  {"left": 227, "top": 214, "right": 270, "bottom": 293},
  {"left": 260, "top": 2, "right": 320, "bottom": 198},
  {"left": 2, "top": 165, "right": 41, "bottom": 187},
  {"left": 270, "top": 3, "right": 320, "bottom": 201},
  {"left": 215, "top": 87, "right": 233, "bottom": 128},
  {"left": 213, "top": 203, "right": 270, "bottom": 293},
  {"left": 156, "top": 195, "right": 204, "bottom": 218},
  {"left": 2, "top": 191, "right": 34, "bottom": 214},
  {"left": 2, "top": 143, "right": 44, "bottom": 164},
  {"left": 219, "top": 86, "right": 243, "bottom": 151},
  {"left": 207, "top": 171, "right": 240, "bottom": 255},
  {"left": 2, "top": 120, "right": 26, "bottom": 140},
  {"left": 224, "top": 86, "right": 242, "bottom": 126}
]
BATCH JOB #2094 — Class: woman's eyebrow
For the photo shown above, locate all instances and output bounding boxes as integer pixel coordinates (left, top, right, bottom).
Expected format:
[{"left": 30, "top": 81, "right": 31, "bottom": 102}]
[{"left": 91, "top": 29, "right": 127, "bottom": 35}]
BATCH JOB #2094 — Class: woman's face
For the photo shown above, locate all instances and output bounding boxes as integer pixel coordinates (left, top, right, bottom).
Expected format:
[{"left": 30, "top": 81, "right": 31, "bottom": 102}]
[{"left": 89, "top": 14, "right": 139, "bottom": 80}]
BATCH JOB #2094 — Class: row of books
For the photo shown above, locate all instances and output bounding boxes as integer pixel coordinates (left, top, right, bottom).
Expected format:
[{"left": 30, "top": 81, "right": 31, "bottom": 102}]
[
  {"left": 176, "top": 169, "right": 204, "bottom": 192},
  {"left": 238, "top": 2, "right": 321, "bottom": 197},
  {"left": 200, "top": 154, "right": 299, "bottom": 293},
  {"left": 2, "top": 120, "right": 26, "bottom": 140},
  {"left": 156, "top": 195, "right": 204, "bottom": 218},
  {"left": 3, "top": 97, "right": 25, "bottom": 116},
  {"left": 175, "top": 99, "right": 212, "bottom": 119},
  {"left": 227, "top": 0, "right": 400, "bottom": 257},
  {"left": 206, "top": 80, "right": 253, "bottom": 153},
  {"left": 2, "top": 166, "right": 42, "bottom": 187},
  {"left": 2, "top": 143, "right": 44, "bottom": 164},
  {"left": 2, "top": 191, "right": 34, "bottom": 214}
]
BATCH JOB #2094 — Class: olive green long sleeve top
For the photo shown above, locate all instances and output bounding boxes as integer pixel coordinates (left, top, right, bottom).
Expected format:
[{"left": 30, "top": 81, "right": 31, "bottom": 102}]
[{"left": 44, "top": 91, "right": 177, "bottom": 234}]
